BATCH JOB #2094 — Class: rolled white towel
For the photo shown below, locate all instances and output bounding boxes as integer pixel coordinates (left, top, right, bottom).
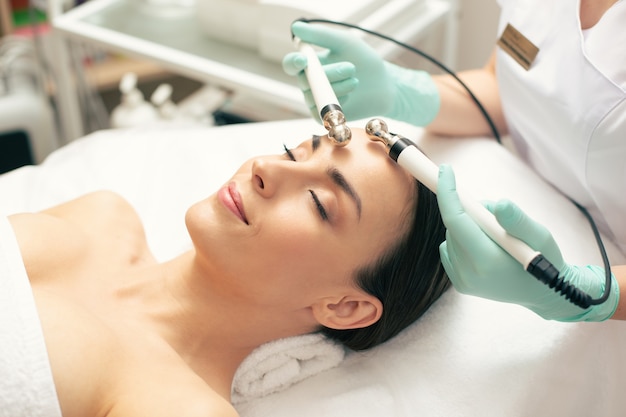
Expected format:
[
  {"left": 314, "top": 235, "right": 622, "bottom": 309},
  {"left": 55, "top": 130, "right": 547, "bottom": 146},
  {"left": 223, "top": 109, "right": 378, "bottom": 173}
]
[{"left": 231, "top": 333, "right": 346, "bottom": 404}]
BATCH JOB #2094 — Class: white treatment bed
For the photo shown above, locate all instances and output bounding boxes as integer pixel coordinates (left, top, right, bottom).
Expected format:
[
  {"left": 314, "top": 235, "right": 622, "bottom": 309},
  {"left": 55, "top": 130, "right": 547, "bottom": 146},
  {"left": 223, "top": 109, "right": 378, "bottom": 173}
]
[{"left": 1, "top": 118, "right": 626, "bottom": 417}]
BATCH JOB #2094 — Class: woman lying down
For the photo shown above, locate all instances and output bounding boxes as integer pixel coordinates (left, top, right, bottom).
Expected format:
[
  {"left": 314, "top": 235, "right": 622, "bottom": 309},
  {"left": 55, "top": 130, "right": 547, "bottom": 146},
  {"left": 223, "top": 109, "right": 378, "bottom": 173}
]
[{"left": 5, "top": 128, "right": 450, "bottom": 417}]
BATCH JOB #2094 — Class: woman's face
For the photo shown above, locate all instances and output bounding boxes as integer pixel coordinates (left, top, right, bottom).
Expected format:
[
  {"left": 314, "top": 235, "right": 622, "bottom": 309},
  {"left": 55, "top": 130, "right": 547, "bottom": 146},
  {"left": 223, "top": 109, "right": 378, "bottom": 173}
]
[{"left": 186, "top": 128, "right": 415, "bottom": 310}]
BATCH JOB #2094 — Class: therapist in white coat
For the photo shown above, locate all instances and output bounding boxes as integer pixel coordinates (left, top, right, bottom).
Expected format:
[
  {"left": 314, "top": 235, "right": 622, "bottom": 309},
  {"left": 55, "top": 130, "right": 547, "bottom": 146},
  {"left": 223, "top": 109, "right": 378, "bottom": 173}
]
[{"left": 283, "top": 0, "right": 626, "bottom": 322}]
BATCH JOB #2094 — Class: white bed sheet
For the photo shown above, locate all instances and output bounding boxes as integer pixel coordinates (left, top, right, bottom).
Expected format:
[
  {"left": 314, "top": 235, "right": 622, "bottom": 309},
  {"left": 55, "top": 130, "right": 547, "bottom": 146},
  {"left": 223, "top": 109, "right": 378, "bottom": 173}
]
[{"left": 2, "top": 118, "right": 626, "bottom": 417}]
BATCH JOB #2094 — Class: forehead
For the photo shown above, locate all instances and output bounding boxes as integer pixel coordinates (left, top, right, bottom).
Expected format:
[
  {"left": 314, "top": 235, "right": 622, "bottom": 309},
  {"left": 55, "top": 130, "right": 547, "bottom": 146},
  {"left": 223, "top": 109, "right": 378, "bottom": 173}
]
[
  {"left": 336, "top": 128, "right": 417, "bottom": 261},
  {"left": 304, "top": 128, "right": 416, "bottom": 228},
  {"left": 303, "top": 127, "right": 413, "bottom": 180},
  {"left": 348, "top": 128, "right": 414, "bottom": 214}
]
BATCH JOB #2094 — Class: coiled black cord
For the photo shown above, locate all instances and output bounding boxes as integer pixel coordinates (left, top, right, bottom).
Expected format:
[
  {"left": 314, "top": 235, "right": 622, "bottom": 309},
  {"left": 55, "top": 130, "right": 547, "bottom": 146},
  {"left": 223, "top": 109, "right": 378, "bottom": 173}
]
[
  {"left": 526, "top": 194, "right": 613, "bottom": 308},
  {"left": 527, "top": 255, "right": 593, "bottom": 308},
  {"left": 295, "top": 18, "right": 613, "bottom": 309}
]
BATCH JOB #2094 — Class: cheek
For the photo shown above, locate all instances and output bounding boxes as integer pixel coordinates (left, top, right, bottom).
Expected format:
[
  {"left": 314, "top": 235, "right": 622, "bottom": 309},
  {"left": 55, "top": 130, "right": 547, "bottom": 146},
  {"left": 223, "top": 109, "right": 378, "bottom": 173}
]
[
  {"left": 249, "top": 225, "right": 356, "bottom": 291},
  {"left": 252, "top": 217, "right": 325, "bottom": 269},
  {"left": 186, "top": 199, "right": 335, "bottom": 274},
  {"left": 185, "top": 192, "right": 364, "bottom": 295}
]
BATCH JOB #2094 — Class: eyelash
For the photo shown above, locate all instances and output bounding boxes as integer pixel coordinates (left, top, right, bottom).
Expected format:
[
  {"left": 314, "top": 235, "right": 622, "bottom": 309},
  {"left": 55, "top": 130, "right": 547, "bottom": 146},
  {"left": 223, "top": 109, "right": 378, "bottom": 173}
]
[
  {"left": 282, "top": 144, "right": 329, "bottom": 222},
  {"left": 283, "top": 144, "right": 296, "bottom": 161},
  {"left": 309, "top": 190, "right": 329, "bottom": 221}
]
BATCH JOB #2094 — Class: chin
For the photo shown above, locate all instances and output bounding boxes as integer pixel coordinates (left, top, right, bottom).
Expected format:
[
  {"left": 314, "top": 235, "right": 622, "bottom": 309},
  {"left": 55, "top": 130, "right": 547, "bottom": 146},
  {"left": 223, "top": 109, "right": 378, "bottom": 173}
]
[{"left": 185, "top": 198, "right": 218, "bottom": 238}]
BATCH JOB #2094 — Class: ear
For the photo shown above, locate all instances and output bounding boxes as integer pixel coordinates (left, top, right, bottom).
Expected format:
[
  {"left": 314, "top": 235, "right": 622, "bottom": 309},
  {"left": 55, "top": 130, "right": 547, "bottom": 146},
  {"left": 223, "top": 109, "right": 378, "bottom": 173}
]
[{"left": 311, "top": 293, "right": 383, "bottom": 330}]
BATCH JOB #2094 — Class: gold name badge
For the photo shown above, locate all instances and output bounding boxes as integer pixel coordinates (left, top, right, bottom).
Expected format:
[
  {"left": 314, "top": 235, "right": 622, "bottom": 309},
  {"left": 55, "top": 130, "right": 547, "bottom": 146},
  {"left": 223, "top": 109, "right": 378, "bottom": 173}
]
[{"left": 497, "top": 23, "right": 539, "bottom": 70}]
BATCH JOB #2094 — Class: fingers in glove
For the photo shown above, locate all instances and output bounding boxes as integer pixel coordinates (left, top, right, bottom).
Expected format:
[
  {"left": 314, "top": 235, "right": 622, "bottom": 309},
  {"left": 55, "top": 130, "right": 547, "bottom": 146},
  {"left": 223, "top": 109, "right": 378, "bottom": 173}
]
[
  {"left": 291, "top": 21, "right": 350, "bottom": 50},
  {"left": 296, "top": 62, "right": 357, "bottom": 90},
  {"left": 298, "top": 70, "right": 358, "bottom": 112},
  {"left": 283, "top": 52, "right": 308, "bottom": 76},
  {"left": 437, "top": 165, "right": 509, "bottom": 260},
  {"left": 493, "top": 199, "right": 564, "bottom": 266},
  {"left": 439, "top": 240, "right": 466, "bottom": 292},
  {"left": 493, "top": 200, "right": 552, "bottom": 248},
  {"left": 436, "top": 165, "right": 472, "bottom": 231}
]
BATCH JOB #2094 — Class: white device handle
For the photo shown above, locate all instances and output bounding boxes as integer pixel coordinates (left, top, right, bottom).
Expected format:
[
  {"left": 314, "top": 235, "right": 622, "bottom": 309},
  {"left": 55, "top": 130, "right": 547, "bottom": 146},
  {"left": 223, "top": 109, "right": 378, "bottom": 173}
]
[
  {"left": 294, "top": 39, "right": 340, "bottom": 115},
  {"left": 397, "top": 146, "right": 540, "bottom": 268}
]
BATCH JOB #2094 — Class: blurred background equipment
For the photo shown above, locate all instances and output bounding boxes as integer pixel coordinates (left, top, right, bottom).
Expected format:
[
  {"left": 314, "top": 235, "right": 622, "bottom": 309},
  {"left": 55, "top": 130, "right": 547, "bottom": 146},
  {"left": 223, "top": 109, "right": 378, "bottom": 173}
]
[
  {"left": 0, "top": 0, "right": 500, "bottom": 172},
  {"left": 50, "top": 0, "right": 463, "bottom": 141},
  {"left": 0, "top": 33, "right": 58, "bottom": 173}
]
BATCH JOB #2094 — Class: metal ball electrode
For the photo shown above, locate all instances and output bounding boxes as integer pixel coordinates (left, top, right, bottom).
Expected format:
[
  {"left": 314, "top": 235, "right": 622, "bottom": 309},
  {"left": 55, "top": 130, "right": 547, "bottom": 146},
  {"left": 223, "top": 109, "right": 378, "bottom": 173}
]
[
  {"left": 323, "top": 107, "right": 351, "bottom": 146},
  {"left": 365, "top": 118, "right": 398, "bottom": 151}
]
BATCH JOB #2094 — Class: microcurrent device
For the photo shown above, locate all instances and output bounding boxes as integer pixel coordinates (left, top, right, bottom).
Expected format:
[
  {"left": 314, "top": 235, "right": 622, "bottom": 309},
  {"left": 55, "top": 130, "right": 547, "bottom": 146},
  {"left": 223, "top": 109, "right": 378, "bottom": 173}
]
[
  {"left": 287, "top": 16, "right": 609, "bottom": 308},
  {"left": 293, "top": 37, "right": 351, "bottom": 146},
  {"left": 365, "top": 118, "right": 597, "bottom": 309}
]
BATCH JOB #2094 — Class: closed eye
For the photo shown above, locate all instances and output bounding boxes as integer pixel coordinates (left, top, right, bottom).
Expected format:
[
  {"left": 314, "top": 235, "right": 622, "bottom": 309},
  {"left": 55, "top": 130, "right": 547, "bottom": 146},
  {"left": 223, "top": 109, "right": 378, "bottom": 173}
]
[
  {"left": 309, "top": 190, "right": 329, "bottom": 221},
  {"left": 283, "top": 144, "right": 296, "bottom": 161},
  {"left": 283, "top": 145, "right": 329, "bottom": 221}
]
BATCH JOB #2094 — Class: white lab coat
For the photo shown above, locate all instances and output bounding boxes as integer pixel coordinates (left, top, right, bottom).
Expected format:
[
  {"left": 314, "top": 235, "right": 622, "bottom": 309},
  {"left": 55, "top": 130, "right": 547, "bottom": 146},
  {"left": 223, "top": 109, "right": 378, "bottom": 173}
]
[{"left": 495, "top": 0, "right": 626, "bottom": 254}]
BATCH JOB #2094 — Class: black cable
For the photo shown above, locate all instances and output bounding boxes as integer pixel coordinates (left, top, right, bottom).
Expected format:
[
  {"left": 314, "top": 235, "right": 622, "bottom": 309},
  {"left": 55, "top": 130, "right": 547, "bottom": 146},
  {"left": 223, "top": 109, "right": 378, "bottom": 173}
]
[
  {"left": 526, "top": 199, "right": 613, "bottom": 307},
  {"left": 296, "top": 18, "right": 613, "bottom": 308},
  {"left": 295, "top": 18, "right": 502, "bottom": 144},
  {"left": 568, "top": 199, "right": 613, "bottom": 305}
]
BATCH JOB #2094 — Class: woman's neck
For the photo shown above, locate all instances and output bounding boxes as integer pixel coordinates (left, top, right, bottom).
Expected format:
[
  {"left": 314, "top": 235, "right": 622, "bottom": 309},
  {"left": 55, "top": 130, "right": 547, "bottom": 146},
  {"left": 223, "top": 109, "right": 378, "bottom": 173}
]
[
  {"left": 112, "top": 251, "right": 314, "bottom": 395},
  {"left": 112, "top": 252, "right": 247, "bottom": 379}
]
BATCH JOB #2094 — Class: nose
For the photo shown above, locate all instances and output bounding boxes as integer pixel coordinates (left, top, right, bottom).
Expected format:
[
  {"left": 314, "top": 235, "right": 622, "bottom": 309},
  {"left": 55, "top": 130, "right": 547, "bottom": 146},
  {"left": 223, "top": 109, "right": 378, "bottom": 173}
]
[{"left": 251, "top": 157, "right": 297, "bottom": 198}]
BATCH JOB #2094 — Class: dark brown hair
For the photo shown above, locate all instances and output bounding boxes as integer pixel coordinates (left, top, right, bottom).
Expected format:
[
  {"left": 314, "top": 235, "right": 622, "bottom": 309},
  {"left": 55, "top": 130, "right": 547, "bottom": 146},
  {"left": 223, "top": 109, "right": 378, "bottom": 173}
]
[{"left": 321, "top": 180, "right": 450, "bottom": 351}]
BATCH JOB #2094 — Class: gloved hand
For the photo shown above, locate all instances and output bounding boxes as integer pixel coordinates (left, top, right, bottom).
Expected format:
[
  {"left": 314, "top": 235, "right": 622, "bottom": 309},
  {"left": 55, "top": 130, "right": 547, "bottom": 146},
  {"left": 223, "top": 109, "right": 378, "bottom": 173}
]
[
  {"left": 283, "top": 21, "right": 440, "bottom": 126},
  {"left": 436, "top": 164, "right": 619, "bottom": 322}
]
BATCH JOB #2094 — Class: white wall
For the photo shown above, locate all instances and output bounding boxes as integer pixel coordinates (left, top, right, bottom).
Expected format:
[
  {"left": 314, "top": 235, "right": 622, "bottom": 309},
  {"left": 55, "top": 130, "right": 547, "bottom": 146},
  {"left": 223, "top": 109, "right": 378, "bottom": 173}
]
[{"left": 454, "top": 0, "right": 501, "bottom": 70}]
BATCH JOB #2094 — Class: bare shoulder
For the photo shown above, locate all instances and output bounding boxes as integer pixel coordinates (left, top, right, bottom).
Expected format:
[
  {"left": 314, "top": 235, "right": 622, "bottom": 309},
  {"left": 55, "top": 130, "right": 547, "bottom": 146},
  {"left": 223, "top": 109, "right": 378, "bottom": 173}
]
[
  {"left": 40, "top": 190, "right": 143, "bottom": 232},
  {"left": 177, "top": 392, "right": 240, "bottom": 417},
  {"left": 10, "top": 190, "right": 154, "bottom": 283},
  {"left": 10, "top": 190, "right": 142, "bottom": 236},
  {"left": 109, "top": 378, "right": 240, "bottom": 417},
  {"left": 38, "top": 290, "right": 240, "bottom": 417},
  {"left": 49, "top": 191, "right": 151, "bottom": 260}
]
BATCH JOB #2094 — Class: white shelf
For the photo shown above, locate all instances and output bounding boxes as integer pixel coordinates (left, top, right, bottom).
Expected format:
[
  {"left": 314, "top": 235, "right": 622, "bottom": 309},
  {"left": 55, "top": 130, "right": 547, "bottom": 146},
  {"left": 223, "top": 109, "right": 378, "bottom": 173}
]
[{"left": 50, "top": 0, "right": 455, "bottom": 140}]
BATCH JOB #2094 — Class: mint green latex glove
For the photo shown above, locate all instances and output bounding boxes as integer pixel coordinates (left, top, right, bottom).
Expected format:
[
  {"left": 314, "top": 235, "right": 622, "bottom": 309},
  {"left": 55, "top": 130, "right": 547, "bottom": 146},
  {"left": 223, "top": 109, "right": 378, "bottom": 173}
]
[
  {"left": 436, "top": 164, "right": 619, "bottom": 322},
  {"left": 283, "top": 21, "right": 440, "bottom": 126}
]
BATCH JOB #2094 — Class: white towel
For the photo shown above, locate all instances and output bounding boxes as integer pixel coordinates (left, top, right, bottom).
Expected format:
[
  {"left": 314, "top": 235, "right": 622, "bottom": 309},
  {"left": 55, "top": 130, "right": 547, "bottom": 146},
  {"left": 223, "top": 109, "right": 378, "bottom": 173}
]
[
  {"left": 231, "top": 333, "right": 346, "bottom": 404},
  {"left": 0, "top": 216, "right": 63, "bottom": 417}
]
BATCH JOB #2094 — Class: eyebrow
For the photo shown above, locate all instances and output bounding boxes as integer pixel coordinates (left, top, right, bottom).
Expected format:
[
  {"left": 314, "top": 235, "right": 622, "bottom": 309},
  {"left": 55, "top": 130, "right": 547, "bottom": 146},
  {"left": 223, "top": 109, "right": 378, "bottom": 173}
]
[
  {"left": 311, "top": 134, "right": 362, "bottom": 220},
  {"left": 312, "top": 134, "right": 321, "bottom": 151}
]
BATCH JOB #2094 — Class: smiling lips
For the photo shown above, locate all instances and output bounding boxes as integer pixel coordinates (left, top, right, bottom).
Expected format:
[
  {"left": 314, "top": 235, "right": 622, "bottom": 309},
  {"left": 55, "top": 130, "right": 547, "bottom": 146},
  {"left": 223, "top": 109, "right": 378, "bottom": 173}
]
[{"left": 219, "top": 182, "right": 249, "bottom": 225}]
